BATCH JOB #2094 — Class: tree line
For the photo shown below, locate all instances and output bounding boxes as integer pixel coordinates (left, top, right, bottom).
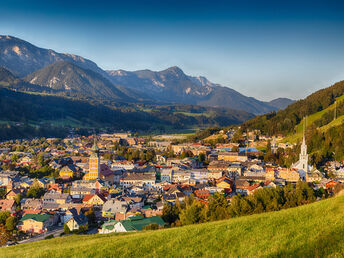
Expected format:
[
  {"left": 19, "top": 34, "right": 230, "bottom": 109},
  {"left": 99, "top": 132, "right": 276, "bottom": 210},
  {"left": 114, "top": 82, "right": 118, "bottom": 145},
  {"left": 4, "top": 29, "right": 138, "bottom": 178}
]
[{"left": 162, "top": 182, "right": 326, "bottom": 227}]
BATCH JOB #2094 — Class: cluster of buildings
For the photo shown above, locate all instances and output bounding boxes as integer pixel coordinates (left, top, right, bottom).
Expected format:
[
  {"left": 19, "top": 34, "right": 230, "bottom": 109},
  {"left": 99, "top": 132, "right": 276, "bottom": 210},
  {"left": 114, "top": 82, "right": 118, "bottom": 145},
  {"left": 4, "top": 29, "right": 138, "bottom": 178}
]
[{"left": 0, "top": 131, "right": 341, "bottom": 241}]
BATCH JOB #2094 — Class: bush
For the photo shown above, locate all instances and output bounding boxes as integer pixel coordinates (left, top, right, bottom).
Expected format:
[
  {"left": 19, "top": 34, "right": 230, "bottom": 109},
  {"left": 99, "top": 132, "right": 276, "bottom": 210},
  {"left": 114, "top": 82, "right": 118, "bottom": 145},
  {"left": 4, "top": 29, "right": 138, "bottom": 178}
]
[
  {"left": 143, "top": 223, "right": 160, "bottom": 230},
  {"left": 64, "top": 224, "right": 70, "bottom": 235},
  {"left": 44, "top": 234, "right": 54, "bottom": 240}
]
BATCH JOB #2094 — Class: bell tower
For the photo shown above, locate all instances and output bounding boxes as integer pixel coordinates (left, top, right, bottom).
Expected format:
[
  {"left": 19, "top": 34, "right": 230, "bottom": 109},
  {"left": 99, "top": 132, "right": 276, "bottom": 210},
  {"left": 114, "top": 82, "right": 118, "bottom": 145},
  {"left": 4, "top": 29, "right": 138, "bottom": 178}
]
[
  {"left": 299, "top": 118, "right": 308, "bottom": 172},
  {"left": 87, "top": 139, "right": 100, "bottom": 180}
]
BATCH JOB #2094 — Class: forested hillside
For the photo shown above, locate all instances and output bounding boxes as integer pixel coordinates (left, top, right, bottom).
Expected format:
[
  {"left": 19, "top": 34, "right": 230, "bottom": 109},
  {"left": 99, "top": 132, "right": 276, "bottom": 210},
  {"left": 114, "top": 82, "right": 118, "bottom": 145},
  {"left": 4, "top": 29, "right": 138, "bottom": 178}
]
[
  {"left": 241, "top": 80, "right": 344, "bottom": 166},
  {"left": 0, "top": 88, "right": 253, "bottom": 140},
  {"left": 242, "top": 80, "right": 344, "bottom": 136}
]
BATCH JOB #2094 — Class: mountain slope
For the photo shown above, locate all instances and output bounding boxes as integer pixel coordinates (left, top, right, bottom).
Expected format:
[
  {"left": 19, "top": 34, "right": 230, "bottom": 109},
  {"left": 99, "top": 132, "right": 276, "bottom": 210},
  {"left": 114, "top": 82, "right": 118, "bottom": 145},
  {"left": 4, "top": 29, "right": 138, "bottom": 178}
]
[
  {"left": 0, "top": 87, "right": 253, "bottom": 139},
  {"left": 282, "top": 94, "right": 344, "bottom": 143},
  {"left": 0, "top": 67, "right": 58, "bottom": 93},
  {"left": 0, "top": 35, "right": 107, "bottom": 78},
  {"left": 1, "top": 35, "right": 282, "bottom": 114},
  {"left": 0, "top": 67, "right": 17, "bottom": 82},
  {"left": 24, "top": 61, "right": 131, "bottom": 101},
  {"left": 268, "top": 97, "right": 295, "bottom": 110},
  {"left": 3, "top": 195, "right": 344, "bottom": 257},
  {"left": 107, "top": 67, "right": 276, "bottom": 115},
  {"left": 242, "top": 80, "right": 344, "bottom": 136}
]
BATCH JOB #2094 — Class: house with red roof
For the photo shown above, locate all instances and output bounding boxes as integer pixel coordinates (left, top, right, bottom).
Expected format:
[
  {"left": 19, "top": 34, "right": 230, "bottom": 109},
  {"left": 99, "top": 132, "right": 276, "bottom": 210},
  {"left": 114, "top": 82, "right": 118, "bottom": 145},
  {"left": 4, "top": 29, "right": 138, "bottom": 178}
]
[
  {"left": 247, "top": 183, "right": 262, "bottom": 195},
  {"left": 0, "top": 199, "right": 17, "bottom": 213},
  {"left": 194, "top": 189, "right": 211, "bottom": 200},
  {"left": 83, "top": 193, "right": 107, "bottom": 206}
]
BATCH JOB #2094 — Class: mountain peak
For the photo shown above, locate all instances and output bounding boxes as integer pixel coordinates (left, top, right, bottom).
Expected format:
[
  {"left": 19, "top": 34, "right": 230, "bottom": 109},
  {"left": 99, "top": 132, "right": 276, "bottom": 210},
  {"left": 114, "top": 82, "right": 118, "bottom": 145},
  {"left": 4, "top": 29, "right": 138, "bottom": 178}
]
[
  {"left": 164, "top": 66, "right": 184, "bottom": 74},
  {"left": 268, "top": 97, "right": 295, "bottom": 110},
  {"left": 0, "top": 35, "right": 106, "bottom": 78},
  {"left": 0, "top": 35, "right": 19, "bottom": 41}
]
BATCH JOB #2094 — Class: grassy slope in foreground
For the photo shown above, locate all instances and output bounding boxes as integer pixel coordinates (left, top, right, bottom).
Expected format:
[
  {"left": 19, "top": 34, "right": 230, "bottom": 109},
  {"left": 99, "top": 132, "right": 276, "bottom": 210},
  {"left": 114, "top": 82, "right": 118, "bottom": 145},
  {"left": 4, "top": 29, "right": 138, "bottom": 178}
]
[{"left": 2, "top": 195, "right": 344, "bottom": 258}]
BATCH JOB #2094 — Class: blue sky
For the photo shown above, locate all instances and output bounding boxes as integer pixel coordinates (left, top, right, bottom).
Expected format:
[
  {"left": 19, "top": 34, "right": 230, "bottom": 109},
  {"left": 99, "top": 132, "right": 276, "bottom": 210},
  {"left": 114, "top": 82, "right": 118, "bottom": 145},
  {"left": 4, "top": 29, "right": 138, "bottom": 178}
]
[{"left": 1, "top": 0, "right": 344, "bottom": 101}]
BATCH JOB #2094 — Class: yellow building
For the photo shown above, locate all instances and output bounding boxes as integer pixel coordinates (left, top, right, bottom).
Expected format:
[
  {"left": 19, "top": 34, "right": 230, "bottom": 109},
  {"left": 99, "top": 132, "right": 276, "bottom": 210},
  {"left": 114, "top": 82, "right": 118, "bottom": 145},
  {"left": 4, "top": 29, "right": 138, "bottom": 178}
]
[
  {"left": 59, "top": 165, "right": 75, "bottom": 178},
  {"left": 278, "top": 168, "right": 301, "bottom": 182},
  {"left": 218, "top": 152, "right": 248, "bottom": 162},
  {"left": 84, "top": 141, "right": 100, "bottom": 180},
  {"left": 265, "top": 168, "right": 276, "bottom": 180},
  {"left": 216, "top": 176, "right": 233, "bottom": 189},
  {"left": 82, "top": 193, "right": 106, "bottom": 206},
  {"left": 18, "top": 214, "right": 53, "bottom": 234}
]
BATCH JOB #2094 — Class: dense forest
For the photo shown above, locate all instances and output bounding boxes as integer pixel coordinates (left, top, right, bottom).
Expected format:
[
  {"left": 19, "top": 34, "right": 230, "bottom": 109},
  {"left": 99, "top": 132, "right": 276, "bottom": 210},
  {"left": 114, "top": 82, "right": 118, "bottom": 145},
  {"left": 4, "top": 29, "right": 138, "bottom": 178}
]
[
  {"left": 240, "top": 80, "right": 344, "bottom": 167},
  {"left": 242, "top": 80, "right": 344, "bottom": 135},
  {"left": 0, "top": 87, "right": 253, "bottom": 140}
]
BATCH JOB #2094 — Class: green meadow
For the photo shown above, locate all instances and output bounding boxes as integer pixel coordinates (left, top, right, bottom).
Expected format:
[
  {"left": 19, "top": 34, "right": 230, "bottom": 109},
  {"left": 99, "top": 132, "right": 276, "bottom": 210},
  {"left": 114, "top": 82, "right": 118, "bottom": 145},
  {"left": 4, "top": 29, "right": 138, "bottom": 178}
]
[{"left": 2, "top": 195, "right": 344, "bottom": 257}]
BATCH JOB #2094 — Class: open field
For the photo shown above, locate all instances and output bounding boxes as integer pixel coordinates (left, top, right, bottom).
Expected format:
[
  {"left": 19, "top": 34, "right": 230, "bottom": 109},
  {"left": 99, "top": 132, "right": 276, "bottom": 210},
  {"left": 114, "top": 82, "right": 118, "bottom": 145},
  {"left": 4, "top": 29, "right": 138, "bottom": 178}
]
[{"left": 2, "top": 195, "right": 344, "bottom": 257}]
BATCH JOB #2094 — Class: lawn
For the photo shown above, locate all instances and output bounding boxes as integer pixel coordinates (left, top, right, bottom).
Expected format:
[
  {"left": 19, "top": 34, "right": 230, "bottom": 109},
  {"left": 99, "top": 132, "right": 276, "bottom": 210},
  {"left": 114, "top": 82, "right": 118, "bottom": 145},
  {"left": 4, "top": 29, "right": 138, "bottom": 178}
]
[{"left": 2, "top": 195, "right": 344, "bottom": 257}]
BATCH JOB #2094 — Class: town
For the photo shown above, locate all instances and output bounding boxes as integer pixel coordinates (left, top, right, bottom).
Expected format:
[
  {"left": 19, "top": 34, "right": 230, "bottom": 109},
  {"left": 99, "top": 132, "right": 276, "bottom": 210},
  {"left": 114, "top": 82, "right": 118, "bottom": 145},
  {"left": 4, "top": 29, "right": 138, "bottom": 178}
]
[{"left": 0, "top": 128, "right": 342, "bottom": 245}]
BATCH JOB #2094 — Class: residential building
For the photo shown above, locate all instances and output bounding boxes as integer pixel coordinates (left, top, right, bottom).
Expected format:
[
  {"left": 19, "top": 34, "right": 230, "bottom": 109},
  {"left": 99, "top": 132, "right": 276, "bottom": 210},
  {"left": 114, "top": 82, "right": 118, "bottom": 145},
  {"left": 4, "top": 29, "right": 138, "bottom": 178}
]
[
  {"left": 18, "top": 213, "right": 54, "bottom": 234},
  {"left": 120, "top": 173, "right": 156, "bottom": 188}
]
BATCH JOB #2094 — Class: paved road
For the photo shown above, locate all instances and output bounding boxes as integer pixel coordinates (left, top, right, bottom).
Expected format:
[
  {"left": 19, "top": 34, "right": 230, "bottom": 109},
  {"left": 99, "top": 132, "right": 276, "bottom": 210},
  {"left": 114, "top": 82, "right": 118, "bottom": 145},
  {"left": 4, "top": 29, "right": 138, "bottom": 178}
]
[
  {"left": 16, "top": 226, "right": 99, "bottom": 245},
  {"left": 18, "top": 227, "right": 64, "bottom": 244}
]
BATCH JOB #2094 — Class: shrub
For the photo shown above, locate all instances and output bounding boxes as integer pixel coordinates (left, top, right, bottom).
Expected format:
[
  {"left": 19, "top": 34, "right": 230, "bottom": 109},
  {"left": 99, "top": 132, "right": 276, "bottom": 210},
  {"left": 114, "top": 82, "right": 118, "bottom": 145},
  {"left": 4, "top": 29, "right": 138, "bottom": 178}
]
[
  {"left": 44, "top": 234, "right": 54, "bottom": 240},
  {"left": 64, "top": 224, "right": 70, "bottom": 235}
]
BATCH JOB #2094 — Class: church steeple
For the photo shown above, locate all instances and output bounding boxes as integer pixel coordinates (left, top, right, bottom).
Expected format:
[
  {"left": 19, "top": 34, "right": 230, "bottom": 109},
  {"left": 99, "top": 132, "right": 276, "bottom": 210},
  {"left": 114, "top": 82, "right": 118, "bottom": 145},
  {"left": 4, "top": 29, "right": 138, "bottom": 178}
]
[
  {"left": 85, "top": 137, "right": 100, "bottom": 180},
  {"left": 299, "top": 117, "right": 308, "bottom": 172},
  {"left": 91, "top": 138, "right": 99, "bottom": 158}
]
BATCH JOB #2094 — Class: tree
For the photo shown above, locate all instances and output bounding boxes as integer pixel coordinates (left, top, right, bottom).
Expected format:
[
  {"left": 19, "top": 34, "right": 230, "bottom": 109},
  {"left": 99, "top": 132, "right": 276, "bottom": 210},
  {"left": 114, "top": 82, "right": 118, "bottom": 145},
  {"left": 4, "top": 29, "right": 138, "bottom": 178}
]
[
  {"left": 179, "top": 197, "right": 206, "bottom": 225},
  {"left": 64, "top": 224, "right": 71, "bottom": 234},
  {"left": 139, "top": 151, "right": 146, "bottom": 161},
  {"left": 26, "top": 186, "right": 45, "bottom": 199},
  {"left": 10, "top": 154, "right": 19, "bottom": 163},
  {"left": 0, "top": 211, "right": 10, "bottom": 225},
  {"left": 38, "top": 155, "right": 45, "bottom": 166},
  {"left": 162, "top": 203, "right": 179, "bottom": 225},
  {"left": 14, "top": 193, "right": 22, "bottom": 206},
  {"left": 206, "top": 193, "right": 229, "bottom": 221},
  {"left": 146, "top": 150, "right": 155, "bottom": 162},
  {"left": 84, "top": 208, "right": 96, "bottom": 226},
  {"left": 198, "top": 153, "right": 206, "bottom": 162},
  {"left": 0, "top": 188, "right": 6, "bottom": 199},
  {"left": 0, "top": 225, "right": 10, "bottom": 246},
  {"left": 5, "top": 216, "right": 17, "bottom": 232},
  {"left": 103, "top": 152, "right": 112, "bottom": 161},
  {"left": 143, "top": 223, "right": 160, "bottom": 230}
]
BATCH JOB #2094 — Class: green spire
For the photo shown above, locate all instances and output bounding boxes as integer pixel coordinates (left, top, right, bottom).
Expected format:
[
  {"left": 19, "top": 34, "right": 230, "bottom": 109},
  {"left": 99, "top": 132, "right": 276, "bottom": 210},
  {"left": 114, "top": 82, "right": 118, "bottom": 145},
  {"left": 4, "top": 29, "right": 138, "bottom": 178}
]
[
  {"left": 91, "top": 138, "right": 99, "bottom": 158},
  {"left": 92, "top": 139, "right": 99, "bottom": 152}
]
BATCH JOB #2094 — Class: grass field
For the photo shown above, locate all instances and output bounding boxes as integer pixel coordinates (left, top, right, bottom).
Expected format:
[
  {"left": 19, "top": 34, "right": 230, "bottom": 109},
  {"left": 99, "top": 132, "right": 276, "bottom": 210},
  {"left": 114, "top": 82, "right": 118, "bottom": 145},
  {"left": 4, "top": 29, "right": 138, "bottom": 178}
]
[
  {"left": 284, "top": 94, "right": 344, "bottom": 143},
  {"left": 319, "top": 115, "right": 344, "bottom": 132},
  {"left": 2, "top": 195, "right": 344, "bottom": 257}
]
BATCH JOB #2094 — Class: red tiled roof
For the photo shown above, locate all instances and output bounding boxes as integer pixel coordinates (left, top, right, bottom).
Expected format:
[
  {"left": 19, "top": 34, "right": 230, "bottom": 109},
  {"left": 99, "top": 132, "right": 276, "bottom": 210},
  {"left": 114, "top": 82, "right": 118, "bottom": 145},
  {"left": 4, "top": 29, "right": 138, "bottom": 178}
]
[
  {"left": 247, "top": 183, "right": 261, "bottom": 192},
  {"left": 0, "top": 199, "right": 15, "bottom": 211},
  {"left": 83, "top": 193, "right": 106, "bottom": 203}
]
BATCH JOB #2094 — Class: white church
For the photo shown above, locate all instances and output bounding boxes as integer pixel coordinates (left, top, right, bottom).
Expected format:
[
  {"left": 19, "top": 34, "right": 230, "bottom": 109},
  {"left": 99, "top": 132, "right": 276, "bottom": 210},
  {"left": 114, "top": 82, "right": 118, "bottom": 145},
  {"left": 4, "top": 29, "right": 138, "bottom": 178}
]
[{"left": 291, "top": 124, "right": 323, "bottom": 182}]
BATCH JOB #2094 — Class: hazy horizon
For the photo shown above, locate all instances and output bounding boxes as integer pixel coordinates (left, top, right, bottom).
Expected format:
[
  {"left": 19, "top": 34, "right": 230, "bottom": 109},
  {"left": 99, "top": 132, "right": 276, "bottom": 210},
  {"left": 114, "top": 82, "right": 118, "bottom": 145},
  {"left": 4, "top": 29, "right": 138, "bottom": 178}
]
[{"left": 1, "top": 0, "right": 344, "bottom": 101}]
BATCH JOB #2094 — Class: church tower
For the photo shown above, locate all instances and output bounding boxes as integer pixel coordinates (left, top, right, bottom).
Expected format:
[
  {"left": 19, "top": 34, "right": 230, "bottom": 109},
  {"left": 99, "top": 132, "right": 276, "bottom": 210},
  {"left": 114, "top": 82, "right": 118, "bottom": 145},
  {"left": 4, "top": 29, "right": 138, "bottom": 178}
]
[
  {"left": 299, "top": 135, "right": 308, "bottom": 172},
  {"left": 299, "top": 117, "right": 308, "bottom": 172},
  {"left": 87, "top": 139, "right": 100, "bottom": 180}
]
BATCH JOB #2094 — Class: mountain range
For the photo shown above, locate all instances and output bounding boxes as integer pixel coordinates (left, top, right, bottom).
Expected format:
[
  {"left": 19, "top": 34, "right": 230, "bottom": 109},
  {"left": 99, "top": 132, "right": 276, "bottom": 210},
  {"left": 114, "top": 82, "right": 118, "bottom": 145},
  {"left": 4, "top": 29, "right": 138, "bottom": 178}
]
[
  {"left": 0, "top": 66, "right": 255, "bottom": 139},
  {"left": 0, "top": 35, "right": 293, "bottom": 115}
]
